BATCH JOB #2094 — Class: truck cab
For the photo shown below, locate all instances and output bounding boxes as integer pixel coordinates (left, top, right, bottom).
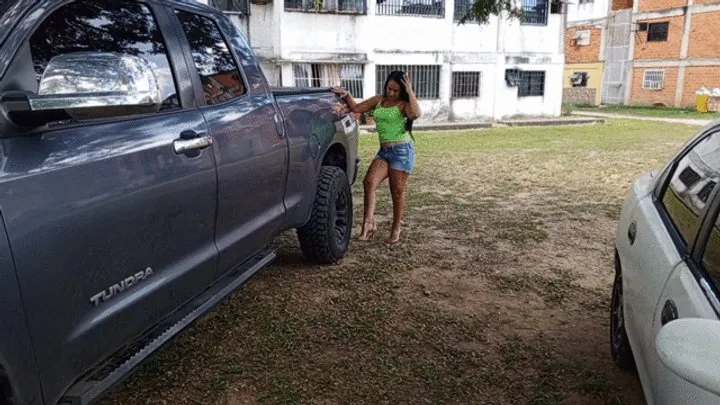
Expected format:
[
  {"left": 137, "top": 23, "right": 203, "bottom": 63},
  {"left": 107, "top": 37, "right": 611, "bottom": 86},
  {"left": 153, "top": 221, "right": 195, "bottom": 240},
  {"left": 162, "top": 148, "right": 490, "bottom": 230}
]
[{"left": 0, "top": 1, "right": 359, "bottom": 403}]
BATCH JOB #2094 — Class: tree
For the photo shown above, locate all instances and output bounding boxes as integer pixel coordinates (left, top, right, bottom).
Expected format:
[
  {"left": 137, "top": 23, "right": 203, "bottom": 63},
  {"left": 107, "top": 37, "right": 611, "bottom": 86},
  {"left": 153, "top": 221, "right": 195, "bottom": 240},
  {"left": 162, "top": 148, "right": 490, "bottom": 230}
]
[{"left": 455, "top": 0, "right": 524, "bottom": 24}]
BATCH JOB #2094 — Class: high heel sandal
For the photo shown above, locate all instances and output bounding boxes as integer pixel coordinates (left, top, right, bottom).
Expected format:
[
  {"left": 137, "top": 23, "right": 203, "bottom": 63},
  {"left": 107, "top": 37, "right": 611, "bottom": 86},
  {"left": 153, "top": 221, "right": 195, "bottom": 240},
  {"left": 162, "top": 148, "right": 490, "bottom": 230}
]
[{"left": 357, "top": 223, "right": 376, "bottom": 241}]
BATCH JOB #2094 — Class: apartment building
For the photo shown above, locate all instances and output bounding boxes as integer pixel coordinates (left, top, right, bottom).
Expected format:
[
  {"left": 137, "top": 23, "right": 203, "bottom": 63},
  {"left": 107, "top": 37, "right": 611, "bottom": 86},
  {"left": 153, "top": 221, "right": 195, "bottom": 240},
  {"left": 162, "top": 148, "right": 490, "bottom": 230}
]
[
  {"left": 626, "top": 0, "right": 720, "bottom": 107},
  {"left": 563, "top": 0, "right": 610, "bottom": 105},
  {"left": 202, "top": 0, "right": 566, "bottom": 121},
  {"left": 563, "top": 0, "right": 637, "bottom": 105}
]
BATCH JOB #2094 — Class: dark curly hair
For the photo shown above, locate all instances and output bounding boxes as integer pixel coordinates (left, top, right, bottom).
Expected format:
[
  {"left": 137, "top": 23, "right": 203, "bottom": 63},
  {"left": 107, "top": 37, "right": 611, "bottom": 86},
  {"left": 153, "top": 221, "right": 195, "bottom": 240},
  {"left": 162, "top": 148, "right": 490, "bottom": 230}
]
[{"left": 382, "top": 70, "right": 414, "bottom": 136}]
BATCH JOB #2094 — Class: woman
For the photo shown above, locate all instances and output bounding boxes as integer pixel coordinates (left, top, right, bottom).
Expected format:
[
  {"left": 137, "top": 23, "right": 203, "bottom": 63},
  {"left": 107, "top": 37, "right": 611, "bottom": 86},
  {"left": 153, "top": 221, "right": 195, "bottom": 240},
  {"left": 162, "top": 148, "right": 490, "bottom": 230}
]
[{"left": 332, "top": 71, "right": 421, "bottom": 244}]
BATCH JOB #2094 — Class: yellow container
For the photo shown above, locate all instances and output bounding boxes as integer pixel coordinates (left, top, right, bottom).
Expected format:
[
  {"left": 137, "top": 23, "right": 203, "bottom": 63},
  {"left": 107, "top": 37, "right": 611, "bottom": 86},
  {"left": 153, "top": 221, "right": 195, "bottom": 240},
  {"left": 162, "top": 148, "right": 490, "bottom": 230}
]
[{"left": 697, "top": 95, "right": 710, "bottom": 113}]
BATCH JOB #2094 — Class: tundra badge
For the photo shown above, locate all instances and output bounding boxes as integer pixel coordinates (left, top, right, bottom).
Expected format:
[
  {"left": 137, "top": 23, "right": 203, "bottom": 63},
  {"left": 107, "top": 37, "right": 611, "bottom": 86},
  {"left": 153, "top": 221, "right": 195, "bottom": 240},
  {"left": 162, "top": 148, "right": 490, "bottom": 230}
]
[{"left": 90, "top": 267, "right": 154, "bottom": 307}]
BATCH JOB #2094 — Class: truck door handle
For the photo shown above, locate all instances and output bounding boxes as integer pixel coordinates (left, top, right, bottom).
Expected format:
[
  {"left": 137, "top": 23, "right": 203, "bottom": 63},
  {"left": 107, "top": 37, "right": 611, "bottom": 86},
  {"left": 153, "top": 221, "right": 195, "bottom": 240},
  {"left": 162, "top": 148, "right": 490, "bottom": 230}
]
[{"left": 173, "top": 131, "right": 212, "bottom": 155}]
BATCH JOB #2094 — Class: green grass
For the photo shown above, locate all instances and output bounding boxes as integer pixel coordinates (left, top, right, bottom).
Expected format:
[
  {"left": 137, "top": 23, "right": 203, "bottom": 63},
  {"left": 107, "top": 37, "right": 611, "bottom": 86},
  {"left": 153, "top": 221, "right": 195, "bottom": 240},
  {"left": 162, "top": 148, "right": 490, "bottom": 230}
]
[
  {"left": 99, "top": 119, "right": 699, "bottom": 405},
  {"left": 567, "top": 103, "right": 720, "bottom": 120}
]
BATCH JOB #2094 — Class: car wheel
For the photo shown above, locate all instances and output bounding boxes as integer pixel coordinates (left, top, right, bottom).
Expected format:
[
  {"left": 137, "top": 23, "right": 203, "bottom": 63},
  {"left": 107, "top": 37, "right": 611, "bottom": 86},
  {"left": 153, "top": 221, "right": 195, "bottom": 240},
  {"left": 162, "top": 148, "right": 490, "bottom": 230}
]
[
  {"left": 297, "top": 166, "right": 353, "bottom": 264},
  {"left": 610, "top": 255, "right": 635, "bottom": 370}
]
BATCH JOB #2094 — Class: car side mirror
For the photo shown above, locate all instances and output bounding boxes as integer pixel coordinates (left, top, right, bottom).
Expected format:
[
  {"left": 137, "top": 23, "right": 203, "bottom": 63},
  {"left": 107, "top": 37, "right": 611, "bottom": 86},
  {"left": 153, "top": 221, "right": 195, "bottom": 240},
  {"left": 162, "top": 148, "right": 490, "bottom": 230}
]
[
  {"left": 1, "top": 52, "right": 162, "bottom": 128},
  {"left": 655, "top": 317, "right": 720, "bottom": 397}
]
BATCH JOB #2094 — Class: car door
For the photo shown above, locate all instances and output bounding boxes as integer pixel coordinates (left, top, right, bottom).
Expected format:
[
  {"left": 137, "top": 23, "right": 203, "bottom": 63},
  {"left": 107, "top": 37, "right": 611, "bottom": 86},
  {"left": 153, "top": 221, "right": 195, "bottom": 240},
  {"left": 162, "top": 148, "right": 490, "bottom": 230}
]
[
  {"left": 628, "top": 128, "right": 720, "bottom": 404},
  {"left": 0, "top": 0, "right": 218, "bottom": 402},
  {"left": 647, "top": 148, "right": 720, "bottom": 404},
  {"left": 169, "top": 5, "right": 288, "bottom": 277},
  {"left": 618, "top": 127, "right": 720, "bottom": 401}
]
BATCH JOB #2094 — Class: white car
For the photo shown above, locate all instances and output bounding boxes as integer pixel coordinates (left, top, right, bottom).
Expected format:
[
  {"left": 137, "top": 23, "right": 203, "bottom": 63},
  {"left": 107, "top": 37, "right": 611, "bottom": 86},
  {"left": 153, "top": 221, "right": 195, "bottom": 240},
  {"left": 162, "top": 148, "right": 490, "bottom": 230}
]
[{"left": 612, "top": 121, "right": 720, "bottom": 404}]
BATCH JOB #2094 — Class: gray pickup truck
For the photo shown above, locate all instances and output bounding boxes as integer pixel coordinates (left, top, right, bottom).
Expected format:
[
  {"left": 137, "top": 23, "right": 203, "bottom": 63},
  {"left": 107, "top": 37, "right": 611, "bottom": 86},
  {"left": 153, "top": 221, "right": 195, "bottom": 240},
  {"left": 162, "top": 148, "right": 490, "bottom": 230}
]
[{"left": 0, "top": 0, "right": 360, "bottom": 404}]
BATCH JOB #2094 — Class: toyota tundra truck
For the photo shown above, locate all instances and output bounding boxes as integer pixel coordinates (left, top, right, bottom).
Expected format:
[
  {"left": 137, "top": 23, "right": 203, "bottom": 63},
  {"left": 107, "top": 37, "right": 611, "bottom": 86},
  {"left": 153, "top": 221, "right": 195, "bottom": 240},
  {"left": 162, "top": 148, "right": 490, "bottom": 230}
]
[{"left": 0, "top": 0, "right": 360, "bottom": 403}]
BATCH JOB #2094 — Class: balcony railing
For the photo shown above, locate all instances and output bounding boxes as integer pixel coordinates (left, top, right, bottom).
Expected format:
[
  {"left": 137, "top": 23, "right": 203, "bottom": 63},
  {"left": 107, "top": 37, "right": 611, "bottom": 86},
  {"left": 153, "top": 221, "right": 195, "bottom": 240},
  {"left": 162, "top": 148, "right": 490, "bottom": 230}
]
[
  {"left": 210, "top": 0, "right": 249, "bottom": 14},
  {"left": 285, "top": 0, "right": 365, "bottom": 13},
  {"left": 520, "top": 0, "right": 548, "bottom": 25},
  {"left": 376, "top": 0, "right": 445, "bottom": 17}
]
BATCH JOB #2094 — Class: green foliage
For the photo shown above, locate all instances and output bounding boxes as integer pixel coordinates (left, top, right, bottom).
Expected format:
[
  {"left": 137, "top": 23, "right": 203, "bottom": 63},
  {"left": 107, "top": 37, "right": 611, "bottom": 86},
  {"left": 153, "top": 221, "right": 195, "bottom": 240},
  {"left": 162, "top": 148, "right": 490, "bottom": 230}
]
[{"left": 456, "top": 0, "right": 524, "bottom": 24}]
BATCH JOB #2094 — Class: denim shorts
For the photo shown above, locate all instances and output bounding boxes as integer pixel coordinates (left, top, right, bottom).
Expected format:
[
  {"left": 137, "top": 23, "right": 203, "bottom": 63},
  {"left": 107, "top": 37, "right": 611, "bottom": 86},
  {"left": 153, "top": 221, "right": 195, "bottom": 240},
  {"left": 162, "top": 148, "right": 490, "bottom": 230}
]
[{"left": 376, "top": 141, "right": 415, "bottom": 173}]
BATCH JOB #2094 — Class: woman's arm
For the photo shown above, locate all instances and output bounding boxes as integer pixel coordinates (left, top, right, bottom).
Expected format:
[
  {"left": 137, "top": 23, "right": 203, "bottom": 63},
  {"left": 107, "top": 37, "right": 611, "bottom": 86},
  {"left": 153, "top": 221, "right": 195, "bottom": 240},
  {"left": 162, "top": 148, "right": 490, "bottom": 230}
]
[
  {"left": 332, "top": 88, "right": 381, "bottom": 114},
  {"left": 401, "top": 74, "right": 421, "bottom": 120}
]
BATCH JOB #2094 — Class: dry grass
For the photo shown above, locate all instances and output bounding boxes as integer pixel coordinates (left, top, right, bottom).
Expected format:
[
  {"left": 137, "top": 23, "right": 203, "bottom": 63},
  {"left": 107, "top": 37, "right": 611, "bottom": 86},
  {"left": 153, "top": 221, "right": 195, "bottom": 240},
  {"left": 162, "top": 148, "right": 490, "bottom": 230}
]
[{"left": 98, "top": 119, "right": 698, "bottom": 405}]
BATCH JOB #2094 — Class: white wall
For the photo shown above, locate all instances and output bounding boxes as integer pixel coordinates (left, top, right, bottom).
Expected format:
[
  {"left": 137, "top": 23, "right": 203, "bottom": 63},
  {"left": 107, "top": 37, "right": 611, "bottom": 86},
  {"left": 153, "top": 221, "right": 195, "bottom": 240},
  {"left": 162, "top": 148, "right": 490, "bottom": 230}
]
[
  {"left": 567, "top": 0, "right": 610, "bottom": 22},
  {"left": 213, "top": 0, "right": 565, "bottom": 120}
]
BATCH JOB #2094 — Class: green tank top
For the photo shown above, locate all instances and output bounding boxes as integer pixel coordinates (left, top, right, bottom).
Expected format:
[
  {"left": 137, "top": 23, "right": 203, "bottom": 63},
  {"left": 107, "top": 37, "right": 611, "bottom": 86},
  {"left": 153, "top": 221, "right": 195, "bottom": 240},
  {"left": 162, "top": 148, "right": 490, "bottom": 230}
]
[{"left": 373, "top": 101, "right": 411, "bottom": 143}]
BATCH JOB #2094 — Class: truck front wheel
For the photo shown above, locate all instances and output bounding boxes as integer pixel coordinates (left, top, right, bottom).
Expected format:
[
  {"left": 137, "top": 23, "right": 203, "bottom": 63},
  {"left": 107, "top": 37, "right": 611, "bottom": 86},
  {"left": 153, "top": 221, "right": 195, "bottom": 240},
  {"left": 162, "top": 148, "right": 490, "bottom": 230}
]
[{"left": 297, "top": 166, "right": 353, "bottom": 264}]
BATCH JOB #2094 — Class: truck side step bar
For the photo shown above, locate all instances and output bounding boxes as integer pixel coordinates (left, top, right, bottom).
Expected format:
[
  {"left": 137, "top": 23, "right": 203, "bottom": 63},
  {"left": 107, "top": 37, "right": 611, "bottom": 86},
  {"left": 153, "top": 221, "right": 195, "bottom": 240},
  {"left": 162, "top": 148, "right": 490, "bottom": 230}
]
[{"left": 58, "top": 249, "right": 277, "bottom": 405}]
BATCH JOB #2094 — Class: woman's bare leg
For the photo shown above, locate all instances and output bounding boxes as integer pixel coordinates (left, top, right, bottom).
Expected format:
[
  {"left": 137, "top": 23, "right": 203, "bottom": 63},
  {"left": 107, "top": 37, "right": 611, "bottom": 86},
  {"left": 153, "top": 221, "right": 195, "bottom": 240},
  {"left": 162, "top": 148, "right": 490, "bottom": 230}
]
[
  {"left": 359, "top": 158, "right": 389, "bottom": 240},
  {"left": 387, "top": 168, "right": 410, "bottom": 244}
]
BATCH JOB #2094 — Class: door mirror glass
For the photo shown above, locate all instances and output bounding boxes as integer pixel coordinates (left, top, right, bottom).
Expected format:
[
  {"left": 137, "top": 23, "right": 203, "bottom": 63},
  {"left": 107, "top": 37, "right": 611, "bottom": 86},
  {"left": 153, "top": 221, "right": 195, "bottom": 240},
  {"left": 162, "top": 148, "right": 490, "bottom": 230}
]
[
  {"left": 655, "top": 317, "right": 720, "bottom": 397},
  {"left": 1, "top": 52, "right": 162, "bottom": 127},
  {"left": 34, "top": 52, "right": 162, "bottom": 116}
]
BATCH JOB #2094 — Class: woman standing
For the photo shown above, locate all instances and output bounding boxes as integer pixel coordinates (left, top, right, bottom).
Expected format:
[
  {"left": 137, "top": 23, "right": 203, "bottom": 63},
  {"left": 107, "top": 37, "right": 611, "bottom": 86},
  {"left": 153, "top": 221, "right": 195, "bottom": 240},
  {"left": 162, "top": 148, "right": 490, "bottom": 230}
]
[{"left": 332, "top": 71, "right": 421, "bottom": 244}]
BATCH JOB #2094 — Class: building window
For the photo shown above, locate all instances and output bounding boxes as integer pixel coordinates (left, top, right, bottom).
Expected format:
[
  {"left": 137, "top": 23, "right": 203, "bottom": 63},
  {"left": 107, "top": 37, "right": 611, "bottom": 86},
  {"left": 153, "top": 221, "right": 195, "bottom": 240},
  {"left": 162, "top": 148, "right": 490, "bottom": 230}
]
[
  {"left": 210, "top": 0, "right": 249, "bottom": 13},
  {"left": 375, "top": 65, "right": 441, "bottom": 99},
  {"left": 293, "top": 63, "right": 364, "bottom": 98},
  {"left": 573, "top": 30, "right": 591, "bottom": 46},
  {"left": 647, "top": 22, "right": 669, "bottom": 42},
  {"left": 284, "top": 0, "right": 365, "bottom": 13},
  {"left": 520, "top": 0, "right": 548, "bottom": 25},
  {"left": 571, "top": 72, "right": 589, "bottom": 87},
  {"left": 453, "top": 0, "right": 475, "bottom": 22},
  {"left": 375, "top": 0, "right": 445, "bottom": 17},
  {"left": 643, "top": 69, "right": 664, "bottom": 90},
  {"left": 518, "top": 71, "right": 545, "bottom": 97},
  {"left": 451, "top": 72, "right": 481, "bottom": 98}
]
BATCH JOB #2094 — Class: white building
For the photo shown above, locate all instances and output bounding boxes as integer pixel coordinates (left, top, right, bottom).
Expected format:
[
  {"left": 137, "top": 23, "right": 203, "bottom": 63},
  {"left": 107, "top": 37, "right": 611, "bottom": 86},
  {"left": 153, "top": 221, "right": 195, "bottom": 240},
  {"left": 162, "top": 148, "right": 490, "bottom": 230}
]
[{"left": 203, "top": 0, "right": 566, "bottom": 121}]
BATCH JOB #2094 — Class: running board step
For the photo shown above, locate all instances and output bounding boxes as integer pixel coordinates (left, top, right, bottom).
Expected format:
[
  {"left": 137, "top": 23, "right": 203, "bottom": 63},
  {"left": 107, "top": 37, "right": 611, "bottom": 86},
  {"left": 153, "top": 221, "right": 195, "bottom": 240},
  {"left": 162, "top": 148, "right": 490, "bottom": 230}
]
[{"left": 58, "top": 249, "right": 277, "bottom": 405}]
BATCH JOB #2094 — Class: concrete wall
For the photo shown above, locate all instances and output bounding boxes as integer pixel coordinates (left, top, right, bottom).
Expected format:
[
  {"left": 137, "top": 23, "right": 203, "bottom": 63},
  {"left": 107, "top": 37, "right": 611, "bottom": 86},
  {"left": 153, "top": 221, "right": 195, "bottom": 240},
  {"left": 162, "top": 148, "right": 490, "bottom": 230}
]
[{"left": 208, "top": 0, "right": 564, "bottom": 121}]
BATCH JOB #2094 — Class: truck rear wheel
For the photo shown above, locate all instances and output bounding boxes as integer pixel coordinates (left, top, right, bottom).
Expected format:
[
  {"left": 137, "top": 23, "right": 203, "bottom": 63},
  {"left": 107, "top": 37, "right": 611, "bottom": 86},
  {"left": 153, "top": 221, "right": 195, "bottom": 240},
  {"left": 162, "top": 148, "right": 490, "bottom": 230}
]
[{"left": 297, "top": 166, "right": 353, "bottom": 264}]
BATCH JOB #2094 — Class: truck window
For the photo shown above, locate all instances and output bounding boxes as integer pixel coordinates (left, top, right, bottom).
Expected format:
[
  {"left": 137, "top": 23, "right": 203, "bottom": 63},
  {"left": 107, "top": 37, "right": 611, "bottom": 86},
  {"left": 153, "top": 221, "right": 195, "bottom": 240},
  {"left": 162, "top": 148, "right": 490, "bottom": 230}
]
[
  {"left": 29, "top": 0, "right": 180, "bottom": 111},
  {"left": 174, "top": 10, "right": 247, "bottom": 105}
]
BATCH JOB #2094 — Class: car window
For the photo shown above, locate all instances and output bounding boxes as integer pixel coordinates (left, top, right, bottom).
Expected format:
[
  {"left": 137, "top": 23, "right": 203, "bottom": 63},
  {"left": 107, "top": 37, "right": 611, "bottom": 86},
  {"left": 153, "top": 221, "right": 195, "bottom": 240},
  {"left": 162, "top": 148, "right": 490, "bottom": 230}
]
[
  {"left": 29, "top": 0, "right": 180, "bottom": 111},
  {"left": 702, "top": 209, "right": 720, "bottom": 287},
  {"left": 174, "top": 10, "right": 247, "bottom": 105},
  {"left": 662, "top": 132, "right": 720, "bottom": 248}
]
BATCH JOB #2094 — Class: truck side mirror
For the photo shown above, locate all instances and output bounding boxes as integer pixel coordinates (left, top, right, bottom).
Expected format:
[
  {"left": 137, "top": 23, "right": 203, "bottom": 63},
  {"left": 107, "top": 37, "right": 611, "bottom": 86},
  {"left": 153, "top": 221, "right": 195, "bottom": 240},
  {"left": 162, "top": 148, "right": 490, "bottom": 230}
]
[
  {"left": 1, "top": 52, "right": 162, "bottom": 129},
  {"left": 655, "top": 317, "right": 720, "bottom": 397}
]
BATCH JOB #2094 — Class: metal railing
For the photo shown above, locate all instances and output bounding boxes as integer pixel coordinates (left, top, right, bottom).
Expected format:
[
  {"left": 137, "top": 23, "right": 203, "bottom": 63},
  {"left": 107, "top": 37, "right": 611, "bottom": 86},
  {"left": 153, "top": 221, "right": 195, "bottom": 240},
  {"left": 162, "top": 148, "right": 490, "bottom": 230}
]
[
  {"left": 453, "top": 0, "right": 475, "bottom": 22},
  {"left": 518, "top": 70, "right": 545, "bottom": 97},
  {"left": 210, "top": 0, "right": 249, "bottom": 13},
  {"left": 451, "top": 71, "right": 481, "bottom": 98},
  {"left": 293, "top": 63, "right": 364, "bottom": 98},
  {"left": 520, "top": 0, "right": 548, "bottom": 25},
  {"left": 375, "top": 65, "right": 441, "bottom": 99},
  {"left": 284, "top": 0, "right": 365, "bottom": 13},
  {"left": 376, "top": 0, "right": 445, "bottom": 17}
]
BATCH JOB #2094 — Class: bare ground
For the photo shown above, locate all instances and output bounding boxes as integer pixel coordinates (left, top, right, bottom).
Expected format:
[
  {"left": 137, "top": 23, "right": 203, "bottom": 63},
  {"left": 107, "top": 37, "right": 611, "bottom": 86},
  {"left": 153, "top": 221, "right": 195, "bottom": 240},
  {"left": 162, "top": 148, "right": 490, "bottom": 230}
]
[{"left": 98, "top": 120, "right": 697, "bottom": 405}]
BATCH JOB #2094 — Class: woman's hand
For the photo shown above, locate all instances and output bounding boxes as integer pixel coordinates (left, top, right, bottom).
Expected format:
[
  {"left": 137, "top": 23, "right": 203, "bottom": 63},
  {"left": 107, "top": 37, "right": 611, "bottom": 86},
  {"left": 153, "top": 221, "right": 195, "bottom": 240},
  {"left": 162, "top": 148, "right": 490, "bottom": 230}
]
[
  {"left": 331, "top": 86, "right": 349, "bottom": 98},
  {"left": 401, "top": 74, "right": 414, "bottom": 95}
]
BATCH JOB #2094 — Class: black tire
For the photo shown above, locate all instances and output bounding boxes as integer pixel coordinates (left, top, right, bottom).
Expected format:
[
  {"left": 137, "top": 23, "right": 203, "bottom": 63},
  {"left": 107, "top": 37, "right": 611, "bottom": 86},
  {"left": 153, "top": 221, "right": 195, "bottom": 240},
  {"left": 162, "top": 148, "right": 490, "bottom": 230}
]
[
  {"left": 297, "top": 166, "right": 353, "bottom": 264},
  {"left": 610, "top": 254, "right": 635, "bottom": 370}
]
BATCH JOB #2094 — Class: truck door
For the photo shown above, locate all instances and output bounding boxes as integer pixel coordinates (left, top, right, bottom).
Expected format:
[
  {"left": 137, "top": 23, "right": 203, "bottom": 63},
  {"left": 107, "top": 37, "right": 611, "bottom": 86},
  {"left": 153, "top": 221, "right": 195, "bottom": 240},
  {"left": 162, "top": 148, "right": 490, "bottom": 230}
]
[
  {"left": 0, "top": 0, "right": 218, "bottom": 402},
  {"left": 169, "top": 5, "right": 288, "bottom": 277}
]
